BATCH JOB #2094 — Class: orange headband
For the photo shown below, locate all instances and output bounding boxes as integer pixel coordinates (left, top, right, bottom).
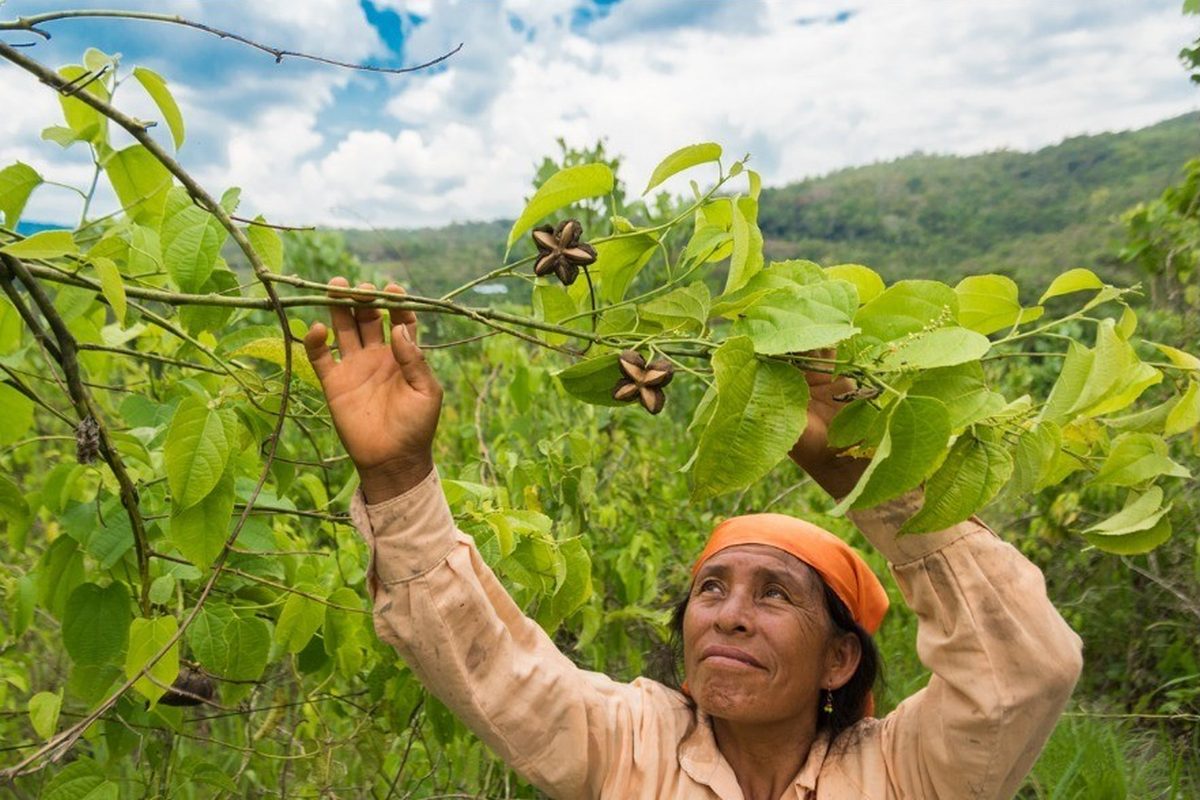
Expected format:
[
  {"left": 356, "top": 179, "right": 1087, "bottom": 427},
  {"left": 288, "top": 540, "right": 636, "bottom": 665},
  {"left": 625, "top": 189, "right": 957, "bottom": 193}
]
[{"left": 691, "top": 513, "right": 889, "bottom": 634}]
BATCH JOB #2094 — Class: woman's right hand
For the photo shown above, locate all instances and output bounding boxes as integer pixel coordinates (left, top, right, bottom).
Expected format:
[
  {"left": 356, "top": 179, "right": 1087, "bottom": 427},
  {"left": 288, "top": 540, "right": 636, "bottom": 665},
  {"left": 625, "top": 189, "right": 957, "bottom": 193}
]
[{"left": 303, "top": 277, "right": 443, "bottom": 503}]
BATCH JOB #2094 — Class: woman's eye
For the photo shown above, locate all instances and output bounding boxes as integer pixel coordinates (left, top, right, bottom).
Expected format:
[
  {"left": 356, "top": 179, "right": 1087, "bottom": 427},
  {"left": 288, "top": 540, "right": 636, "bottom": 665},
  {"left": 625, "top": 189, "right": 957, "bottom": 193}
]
[
  {"left": 698, "top": 579, "right": 721, "bottom": 594},
  {"left": 764, "top": 586, "right": 788, "bottom": 600}
]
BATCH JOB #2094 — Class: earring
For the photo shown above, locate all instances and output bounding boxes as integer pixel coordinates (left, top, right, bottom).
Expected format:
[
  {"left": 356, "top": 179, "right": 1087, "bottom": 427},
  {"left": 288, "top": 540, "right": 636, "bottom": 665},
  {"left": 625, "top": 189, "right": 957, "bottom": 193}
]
[{"left": 823, "top": 689, "right": 834, "bottom": 715}]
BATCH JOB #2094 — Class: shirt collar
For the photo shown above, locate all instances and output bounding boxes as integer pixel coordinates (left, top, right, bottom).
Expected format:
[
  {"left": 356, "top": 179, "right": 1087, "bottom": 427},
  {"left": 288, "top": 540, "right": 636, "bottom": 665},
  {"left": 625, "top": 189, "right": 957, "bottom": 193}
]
[{"left": 678, "top": 708, "right": 830, "bottom": 799}]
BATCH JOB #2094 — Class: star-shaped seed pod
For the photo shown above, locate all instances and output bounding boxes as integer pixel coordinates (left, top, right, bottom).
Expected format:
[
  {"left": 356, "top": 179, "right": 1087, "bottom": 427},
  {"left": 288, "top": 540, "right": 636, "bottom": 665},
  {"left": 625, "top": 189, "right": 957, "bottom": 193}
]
[
  {"left": 612, "top": 350, "right": 675, "bottom": 414},
  {"left": 531, "top": 218, "right": 597, "bottom": 286}
]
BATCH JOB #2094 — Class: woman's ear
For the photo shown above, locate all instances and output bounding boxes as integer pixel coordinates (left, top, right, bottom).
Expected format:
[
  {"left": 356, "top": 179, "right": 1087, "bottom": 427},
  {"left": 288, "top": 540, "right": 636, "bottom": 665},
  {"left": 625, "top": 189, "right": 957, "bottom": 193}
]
[{"left": 825, "top": 631, "right": 862, "bottom": 691}]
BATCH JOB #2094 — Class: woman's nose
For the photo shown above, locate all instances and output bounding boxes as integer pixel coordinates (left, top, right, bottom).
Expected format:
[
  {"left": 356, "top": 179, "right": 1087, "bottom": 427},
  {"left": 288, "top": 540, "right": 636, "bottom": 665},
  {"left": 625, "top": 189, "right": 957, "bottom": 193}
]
[{"left": 713, "top": 589, "right": 754, "bottom": 634}]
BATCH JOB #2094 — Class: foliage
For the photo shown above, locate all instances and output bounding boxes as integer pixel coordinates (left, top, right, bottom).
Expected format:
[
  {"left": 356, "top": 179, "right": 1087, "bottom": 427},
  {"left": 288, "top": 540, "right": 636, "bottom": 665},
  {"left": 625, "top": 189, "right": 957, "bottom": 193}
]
[{"left": 0, "top": 21, "right": 1196, "bottom": 800}]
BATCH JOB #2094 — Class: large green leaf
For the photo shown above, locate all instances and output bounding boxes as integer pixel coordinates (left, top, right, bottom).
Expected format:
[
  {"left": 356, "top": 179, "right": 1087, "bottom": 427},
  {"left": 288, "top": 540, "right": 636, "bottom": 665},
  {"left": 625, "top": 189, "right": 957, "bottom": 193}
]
[
  {"left": 104, "top": 144, "right": 172, "bottom": 225},
  {"left": 38, "top": 536, "right": 85, "bottom": 619},
  {"left": 901, "top": 435, "right": 1013, "bottom": 533},
  {"left": 877, "top": 326, "right": 991, "bottom": 371},
  {"left": 161, "top": 186, "right": 228, "bottom": 292},
  {"left": 1039, "top": 267, "right": 1104, "bottom": 304},
  {"left": 186, "top": 603, "right": 271, "bottom": 682},
  {"left": 0, "top": 382, "right": 34, "bottom": 446},
  {"left": 955, "top": 274, "right": 1043, "bottom": 335},
  {"left": 1083, "top": 488, "right": 1173, "bottom": 554},
  {"left": 643, "top": 142, "right": 722, "bottom": 194},
  {"left": 0, "top": 162, "right": 42, "bottom": 227},
  {"left": 1041, "top": 320, "right": 1161, "bottom": 423},
  {"left": 132, "top": 66, "right": 185, "bottom": 149},
  {"left": 728, "top": 281, "right": 859, "bottom": 355},
  {"left": 29, "top": 690, "right": 62, "bottom": 740},
  {"left": 179, "top": 265, "right": 239, "bottom": 335},
  {"left": 1092, "top": 433, "right": 1190, "bottom": 486},
  {"left": 0, "top": 230, "right": 79, "bottom": 260},
  {"left": 247, "top": 217, "right": 283, "bottom": 270},
  {"left": 908, "top": 363, "right": 1005, "bottom": 431},
  {"left": 638, "top": 282, "right": 710, "bottom": 336},
  {"left": 169, "top": 469, "right": 235, "bottom": 569},
  {"left": 125, "top": 615, "right": 180, "bottom": 705},
  {"left": 275, "top": 585, "right": 326, "bottom": 654},
  {"left": 554, "top": 353, "right": 625, "bottom": 407},
  {"left": 56, "top": 64, "right": 109, "bottom": 145},
  {"left": 62, "top": 582, "right": 132, "bottom": 665},
  {"left": 690, "top": 337, "right": 810, "bottom": 500},
  {"left": 1008, "top": 421, "right": 1062, "bottom": 496},
  {"left": 725, "top": 197, "right": 764, "bottom": 293},
  {"left": 0, "top": 474, "right": 31, "bottom": 547},
  {"left": 591, "top": 234, "right": 658, "bottom": 303},
  {"left": 507, "top": 163, "right": 614, "bottom": 249},
  {"left": 833, "top": 396, "right": 952, "bottom": 514},
  {"left": 91, "top": 256, "right": 127, "bottom": 325},
  {"left": 825, "top": 263, "right": 884, "bottom": 305},
  {"left": 41, "top": 757, "right": 119, "bottom": 800},
  {"left": 854, "top": 280, "right": 958, "bottom": 342},
  {"left": 164, "top": 396, "right": 237, "bottom": 509},
  {"left": 230, "top": 337, "right": 321, "bottom": 388},
  {"left": 1165, "top": 380, "right": 1200, "bottom": 436},
  {"left": 536, "top": 538, "right": 593, "bottom": 631}
]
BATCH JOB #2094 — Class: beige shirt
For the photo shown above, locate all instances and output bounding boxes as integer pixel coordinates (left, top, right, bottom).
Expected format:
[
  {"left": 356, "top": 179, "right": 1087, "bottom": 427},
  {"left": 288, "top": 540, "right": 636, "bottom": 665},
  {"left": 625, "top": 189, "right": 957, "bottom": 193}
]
[{"left": 349, "top": 469, "right": 1083, "bottom": 800}]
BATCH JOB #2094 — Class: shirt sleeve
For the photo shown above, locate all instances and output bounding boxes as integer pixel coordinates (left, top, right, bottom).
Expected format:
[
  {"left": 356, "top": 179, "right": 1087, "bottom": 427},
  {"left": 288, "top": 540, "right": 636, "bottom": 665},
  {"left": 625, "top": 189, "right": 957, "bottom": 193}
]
[
  {"left": 847, "top": 493, "right": 1084, "bottom": 800},
  {"left": 348, "top": 467, "right": 679, "bottom": 800}
]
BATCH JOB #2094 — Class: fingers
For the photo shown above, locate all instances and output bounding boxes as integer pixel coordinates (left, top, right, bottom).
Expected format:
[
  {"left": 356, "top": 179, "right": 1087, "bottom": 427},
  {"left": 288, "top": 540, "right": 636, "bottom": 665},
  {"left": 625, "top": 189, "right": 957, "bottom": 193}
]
[
  {"left": 354, "top": 282, "right": 385, "bottom": 348},
  {"left": 384, "top": 282, "right": 418, "bottom": 344},
  {"left": 303, "top": 321, "right": 334, "bottom": 385},
  {"left": 389, "top": 322, "right": 441, "bottom": 397},
  {"left": 327, "top": 277, "right": 361, "bottom": 355}
]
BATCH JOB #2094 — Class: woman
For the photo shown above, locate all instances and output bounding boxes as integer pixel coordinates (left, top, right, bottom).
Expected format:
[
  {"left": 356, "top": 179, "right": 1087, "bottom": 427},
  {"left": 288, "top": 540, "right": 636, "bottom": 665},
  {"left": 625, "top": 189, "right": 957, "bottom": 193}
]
[{"left": 303, "top": 278, "right": 1084, "bottom": 800}]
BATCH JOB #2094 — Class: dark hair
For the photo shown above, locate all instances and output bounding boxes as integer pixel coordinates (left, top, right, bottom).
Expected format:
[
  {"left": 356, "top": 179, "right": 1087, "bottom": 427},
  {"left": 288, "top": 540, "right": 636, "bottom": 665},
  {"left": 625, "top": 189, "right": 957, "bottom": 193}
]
[{"left": 660, "top": 577, "right": 882, "bottom": 745}]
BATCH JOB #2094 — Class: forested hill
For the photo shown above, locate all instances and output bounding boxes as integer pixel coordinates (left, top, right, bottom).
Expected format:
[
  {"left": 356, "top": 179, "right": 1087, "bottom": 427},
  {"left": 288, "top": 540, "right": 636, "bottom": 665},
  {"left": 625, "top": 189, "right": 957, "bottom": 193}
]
[
  {"left": 341, "top": 112, "right": 1198, "bottom": 296},
  {"left": 757, "top": 111, "right": 1199, "bottom": 287}
]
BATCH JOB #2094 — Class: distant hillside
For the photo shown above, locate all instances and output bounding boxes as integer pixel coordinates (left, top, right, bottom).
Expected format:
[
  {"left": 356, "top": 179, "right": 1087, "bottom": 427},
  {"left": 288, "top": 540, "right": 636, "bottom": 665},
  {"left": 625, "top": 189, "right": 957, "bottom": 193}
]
[
  {"left": 757, "top": 112, "right": 1199, "bottom": 290},
  {"left": 338, "top": 112, "right": 1198, "bottom": 299}
]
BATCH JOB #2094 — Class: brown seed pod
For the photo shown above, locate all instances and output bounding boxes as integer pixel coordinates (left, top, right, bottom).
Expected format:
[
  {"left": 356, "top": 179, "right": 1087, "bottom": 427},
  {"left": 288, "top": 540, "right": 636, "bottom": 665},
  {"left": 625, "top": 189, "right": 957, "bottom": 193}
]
[
  {"left": 75, "top": 416, "right": 101, "bottom": 464},
  {"left": 612, "top": 350, "right": 674, "bottom": 415},
  {"left": 531, "top": 218, "right": 597, "bottom": 286},
  {"left": 159, "top": 664, "right": 216, "bottom": 707}
]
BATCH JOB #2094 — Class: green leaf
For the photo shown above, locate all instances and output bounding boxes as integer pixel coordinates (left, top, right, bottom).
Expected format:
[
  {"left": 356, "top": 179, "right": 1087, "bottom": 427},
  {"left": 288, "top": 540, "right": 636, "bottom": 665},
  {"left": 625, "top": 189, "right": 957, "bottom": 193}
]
[
  {"left": 825, "top": 263, "right": 884, "bottom": 305},
  {"left": 275, "top": 585, "right": 326, "bottom": 654},
  {"left": 683, "top": 224, "right": 732, "bottom": 266},
  {"left": 1041, "top": 320, "right": 1162, "bottom": 423},
  {"left": 725, "top": 197, "right": 763, "bottom": 293},
  {"left": 955, "top": 274, "right": 1040, "bottom": 335},
  {"left": 1039, "top": 267, "right": 1104, "bottom": 304},
  {"left": 1086, "top": 516, "right": 1173, "bottom": 555},
  {"left": 62, "top": 582, "right": 132, "bottom": 665},
  {"left": 90, "top": 256, "right": 127, "bottom": 325},
  {"left": 1165, "top": 381, "right": 1200, "bottom": 436},
  {"left": 901, "top": 435, "right": 1013, "bottom": 533},
  {"left": 1093, "top": 433, "right": 1190, "bottom": 486},
  {"left": 0, "top": 474, "right": 30, "bottom": 545},
  {"left": 41, "top": 757, "right": 119, "bottom": 800},
  {"left": 1009, "top": 421, "right": 1061, "bottom": 496},
  {"left": 148, "top": 575, "right": 175, "bottom": 605},
  {"left": 0, "top": 162, "right": 42, "bottom": 228},
  {"left": 247, "top": 217, "right": 284, "bottom": 270},
  {"left": 59, "top": 495, "right": 135, "bottom": 569},
  {"left": 690, "top": 337, "right": 810, "bottom": 500},
  {"left": 827, "top": 398, "right": 882, "bottom": 450},
  {"left": 41, "top": 125, "right": 85, "bottom": 148},
  {"left": 230, "top": 337, "right": 321, "bottom": 388},
  {"left": 179, "top": 265, "right": 239, "bottom": 335},
  {"left": 37, "top": 536, "right": 85, "bottom": 619},
  {"left": 104, "top": 144, "right": 172, "bottom": 225},
  {"left": 29, "top": 690, "right": 62, "bottom": 740},
  {"left": 537, "top": 537, "right": 593, "bottom": 630},
  {"left": 638, "top": 282, "right": 710, "bottom": 336},
  {"left": 1149, "top": 342, "right": 1200, "bottom": 371},
  {"left": 854, "top": 280, "right": 958, "bottom": 342},
  {"left": 908, "top": 363, "right": 1005, "bottom": 431},
  {"left": 1115, "top": 305, "right": 1138, "bottom": 339},
  {"left": 554, "top": 353, "right": 625, "bottom": 407},
  {"left": 591, "top": 234, "right": 658, "bottom": 303},
  {"left": 186, "top": 603, "right": 271, "bottom": 682},
  {"left": 833, "top": 396, "right": 952, "bottom": 514},
  {"left": 169, "top": 470, "right": 235, "bottom": 569},
  {"left": 125, "top": 616, "right": 180, "bottom": 705},
  {"left": 164, "top": 396, "right": 237, "bottom": 509},
  {"left": 877, "top": 327, "right": 991, "bottom": 371},
  {"left": 0, "top": 230, "right": 78, "bottom": 260},
  {"left": 0, "top": 382, "right": 34, "bottom": 446},
  {"left": 56, "top": 65, "right": 109, "bottom": 145},
  {"left": 643, "top": 142, "right": 722, "bottom": 194},
  {"left": 161, "top": 186, "right": 227, "bottom": 292},
  {"left": 729, "top": 281, "right": 859, "bottom": 355},
  {"left": 132, "top": 66, "right": 185, "bottom": 149},
  {"left": 507, "top": 163, "right": 614, "bottom": 249}
]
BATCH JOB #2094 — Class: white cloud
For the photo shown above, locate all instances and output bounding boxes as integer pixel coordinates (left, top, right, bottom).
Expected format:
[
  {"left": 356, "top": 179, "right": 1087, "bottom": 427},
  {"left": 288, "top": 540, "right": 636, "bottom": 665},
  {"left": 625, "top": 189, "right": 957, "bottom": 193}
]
[{"left": 3, "top": 0, "right": 1195, "bottom": 229}]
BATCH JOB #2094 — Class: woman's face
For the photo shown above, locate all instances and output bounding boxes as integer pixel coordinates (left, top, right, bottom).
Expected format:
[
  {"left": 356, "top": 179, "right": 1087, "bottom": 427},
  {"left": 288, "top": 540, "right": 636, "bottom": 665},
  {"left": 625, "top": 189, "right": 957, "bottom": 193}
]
[{"left": 682, "top": 544, "right": 856, "bottom": 726}]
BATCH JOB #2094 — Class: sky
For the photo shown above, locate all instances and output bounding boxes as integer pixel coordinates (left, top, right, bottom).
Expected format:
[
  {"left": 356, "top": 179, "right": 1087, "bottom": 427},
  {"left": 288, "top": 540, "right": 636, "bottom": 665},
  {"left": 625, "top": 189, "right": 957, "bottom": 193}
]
[{"left": 0, "top": 0, "right": 1196, "bottom": 229}]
